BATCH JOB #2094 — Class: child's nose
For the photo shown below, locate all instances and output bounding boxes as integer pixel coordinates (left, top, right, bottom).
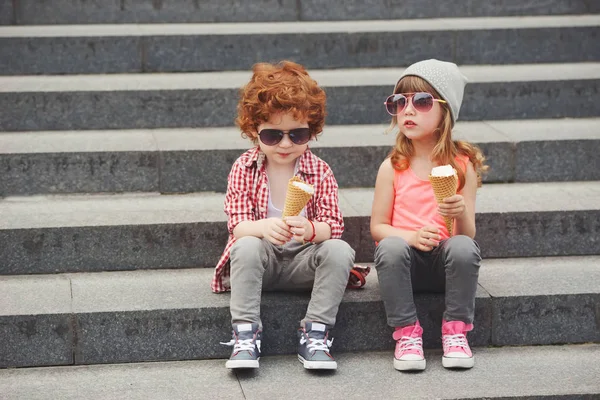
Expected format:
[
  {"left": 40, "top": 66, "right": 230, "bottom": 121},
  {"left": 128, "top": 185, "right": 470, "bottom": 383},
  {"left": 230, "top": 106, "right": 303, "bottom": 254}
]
[
  {"left": 279, "top": 133, "right": 294, "bottom": 147},
  {"left": 404, "top": 98, "right": 416, "bottom": 114}
]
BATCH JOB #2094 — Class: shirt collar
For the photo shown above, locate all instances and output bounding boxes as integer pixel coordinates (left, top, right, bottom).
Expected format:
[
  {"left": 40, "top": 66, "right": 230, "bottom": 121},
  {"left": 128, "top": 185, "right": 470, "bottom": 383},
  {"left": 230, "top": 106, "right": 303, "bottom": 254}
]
[
  {"left": 242, "top": 146, "right": 265, "bottom": 169},
  {"left": 297, "top": 147, "right": 319, "bottom": 175},
  {"left": 243, "top": 146, "right": 319, "bottom": 175}
]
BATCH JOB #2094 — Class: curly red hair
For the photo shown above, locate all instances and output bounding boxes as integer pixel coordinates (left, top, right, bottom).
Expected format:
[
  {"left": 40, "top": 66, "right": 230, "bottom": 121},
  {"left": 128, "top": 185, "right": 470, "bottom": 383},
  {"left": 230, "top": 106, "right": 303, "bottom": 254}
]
[{"left": 236, "top": 61, "right": 326, "bottom": 143}]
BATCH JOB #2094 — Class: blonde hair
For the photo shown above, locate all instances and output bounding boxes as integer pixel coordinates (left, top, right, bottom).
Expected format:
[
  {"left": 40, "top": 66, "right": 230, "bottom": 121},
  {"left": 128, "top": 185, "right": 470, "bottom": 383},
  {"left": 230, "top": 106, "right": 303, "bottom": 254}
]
[{"left": 386, "top": 76, "right": 488, "bottom": 189}]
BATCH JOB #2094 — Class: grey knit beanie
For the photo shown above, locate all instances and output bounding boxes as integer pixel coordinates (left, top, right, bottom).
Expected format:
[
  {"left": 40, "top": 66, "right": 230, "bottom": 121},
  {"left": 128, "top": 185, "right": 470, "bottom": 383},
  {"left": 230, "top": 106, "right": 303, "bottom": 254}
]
[{"left": 397, "top": 59, "right": 468, "bottom": 123}]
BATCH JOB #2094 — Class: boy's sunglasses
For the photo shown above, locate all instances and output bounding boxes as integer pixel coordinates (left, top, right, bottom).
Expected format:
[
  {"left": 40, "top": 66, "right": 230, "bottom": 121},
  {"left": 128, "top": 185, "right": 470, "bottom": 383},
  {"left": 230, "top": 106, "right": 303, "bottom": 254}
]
[
  {"left": 384, "top": 92, "right": 447, "bottom": 116},
  {"left": 258, "top": 128, "right": 311, "bottom": 146}
]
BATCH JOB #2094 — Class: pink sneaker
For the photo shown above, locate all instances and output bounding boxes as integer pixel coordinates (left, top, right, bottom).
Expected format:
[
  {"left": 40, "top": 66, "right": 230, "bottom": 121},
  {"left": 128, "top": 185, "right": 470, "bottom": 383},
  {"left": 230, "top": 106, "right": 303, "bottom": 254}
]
[
  {"left": 393, "top": 321, "right": 426, "bottom": 371},
  {"left": 442, "top": 320, "right": 474, "bottom": 369}
]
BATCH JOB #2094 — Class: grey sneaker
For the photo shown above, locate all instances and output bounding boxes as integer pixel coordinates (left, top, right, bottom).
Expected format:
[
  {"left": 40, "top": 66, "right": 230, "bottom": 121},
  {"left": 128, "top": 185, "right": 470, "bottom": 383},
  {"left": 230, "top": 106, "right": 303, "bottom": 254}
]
[
  {"left": 221, "top": 322, "right": 261, "bottom": 369},
  {"left": 297, "top": 322, "right": 337, "bottom": 370}
]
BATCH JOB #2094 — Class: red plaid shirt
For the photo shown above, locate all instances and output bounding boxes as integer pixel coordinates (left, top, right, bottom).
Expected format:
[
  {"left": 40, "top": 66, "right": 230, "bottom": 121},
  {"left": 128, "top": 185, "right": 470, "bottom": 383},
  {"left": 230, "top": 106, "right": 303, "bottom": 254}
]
[{"left": 211, "top": 146, "right": 345, "bottom": 293}]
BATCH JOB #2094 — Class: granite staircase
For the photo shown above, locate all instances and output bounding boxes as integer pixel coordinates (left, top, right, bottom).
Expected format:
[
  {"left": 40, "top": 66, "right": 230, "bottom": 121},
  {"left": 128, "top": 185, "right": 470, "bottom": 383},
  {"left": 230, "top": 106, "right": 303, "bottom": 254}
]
[{"left": 1, "top": 1, "right": 599, "bottom": 398}]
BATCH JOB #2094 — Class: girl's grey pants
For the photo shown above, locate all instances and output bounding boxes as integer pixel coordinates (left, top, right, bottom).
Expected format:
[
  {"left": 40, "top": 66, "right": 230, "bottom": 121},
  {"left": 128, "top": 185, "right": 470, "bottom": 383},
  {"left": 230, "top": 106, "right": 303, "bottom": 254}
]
[
  {"left": 229, "top": 236, "right": 355, "bottom": 328},
  {"left": 374, "top": 235, "right": 481, "bottom": 328}
]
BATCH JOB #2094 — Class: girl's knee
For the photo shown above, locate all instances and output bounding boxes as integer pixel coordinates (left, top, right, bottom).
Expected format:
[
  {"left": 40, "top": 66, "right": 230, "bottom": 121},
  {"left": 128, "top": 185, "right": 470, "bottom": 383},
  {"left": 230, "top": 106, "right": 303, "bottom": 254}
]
[
  {"left": 444, "top": 235, "right": 481, "bottom": 265},
  {"left": 375, "top": 236, "right": 411, "bottom": 265}
]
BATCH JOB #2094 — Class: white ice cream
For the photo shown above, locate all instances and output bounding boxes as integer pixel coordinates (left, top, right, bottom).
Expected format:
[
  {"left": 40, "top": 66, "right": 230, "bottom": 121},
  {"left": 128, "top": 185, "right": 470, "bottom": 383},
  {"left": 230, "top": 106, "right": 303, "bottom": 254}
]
[
  {"left": 292, "top": 181, "right": 315, "bottom": 194},
  {"left": 431, "top": 165, "right": 456, "bottom": 177}
]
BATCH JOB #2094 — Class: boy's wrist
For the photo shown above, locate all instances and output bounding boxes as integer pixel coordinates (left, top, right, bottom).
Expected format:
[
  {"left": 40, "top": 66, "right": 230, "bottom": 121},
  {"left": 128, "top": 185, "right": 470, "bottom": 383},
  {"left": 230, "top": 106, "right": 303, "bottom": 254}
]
[
  {"left": 259, "top": 219, "right": 269, "bottom": 238},
  {"left": 304, "top": 219, "right": 317, "bottom": 243}
]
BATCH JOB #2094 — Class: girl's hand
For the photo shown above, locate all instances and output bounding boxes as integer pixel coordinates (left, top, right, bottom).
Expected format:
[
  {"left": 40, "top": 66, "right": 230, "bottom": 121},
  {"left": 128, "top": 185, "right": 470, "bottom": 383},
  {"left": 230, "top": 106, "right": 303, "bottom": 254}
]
[
  {"left": 438, "top": 194, "right": 466, "bottom": 219},
  {"left": 284, "top": 216, "right": 313, "bottom": 243},
  {"left": 261, "top": 218, "right": 293, "bottom": 245},
  {"left": 414, "top": 225, "right": 440, "bottom": 251}
]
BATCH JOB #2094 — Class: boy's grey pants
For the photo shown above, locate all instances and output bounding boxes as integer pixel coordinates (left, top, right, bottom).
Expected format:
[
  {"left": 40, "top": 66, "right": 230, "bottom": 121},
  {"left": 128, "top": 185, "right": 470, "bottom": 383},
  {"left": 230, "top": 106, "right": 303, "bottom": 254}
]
[
  {"left": 229, "top": 236, "right": 355, "bottom": 328},
  {"left": 374, "top": 235, "right": 481, "bottom": 328}
]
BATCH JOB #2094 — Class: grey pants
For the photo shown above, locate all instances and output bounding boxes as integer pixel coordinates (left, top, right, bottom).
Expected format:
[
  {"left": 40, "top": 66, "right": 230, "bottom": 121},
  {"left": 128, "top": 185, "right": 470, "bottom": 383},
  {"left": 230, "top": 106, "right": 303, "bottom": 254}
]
[
  {"left": 374, "top": 235, "right": 481, "bottom": 328},
  {"left": 229, "top": 236, "right": 355, "bottom": 328}
]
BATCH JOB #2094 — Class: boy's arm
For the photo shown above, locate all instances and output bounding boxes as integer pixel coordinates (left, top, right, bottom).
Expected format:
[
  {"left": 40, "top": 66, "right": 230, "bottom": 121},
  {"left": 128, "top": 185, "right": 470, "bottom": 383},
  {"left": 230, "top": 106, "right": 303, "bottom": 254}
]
[
  {"left": 224, "top": 160, "right": 259, "bottom": 237},
  {"left": 311, "top": 169, "right": 343, "bottom": 241},
  {"left": 234, "top": 218, "right": 292, "bottom": 245},
  {"left": 225, "top": 160, "right": 292, "bottom": 244},
  {"left": 232, "top": 220, "right": 264, "bottom": 238}
]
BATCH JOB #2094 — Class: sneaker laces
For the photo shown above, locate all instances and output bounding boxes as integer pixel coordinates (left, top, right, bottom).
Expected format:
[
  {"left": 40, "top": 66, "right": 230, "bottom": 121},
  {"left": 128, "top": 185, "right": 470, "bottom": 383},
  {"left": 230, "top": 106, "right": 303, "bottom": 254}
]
[
  {"left": 220, "top": 338, "right": 256, "bottom": 353},
  {"left": 398, "top": 335, "right": 423, "bottom": 351},
  {"left": 443, "top": 333, "right": 468, "bottom": 349},
  {"left": 306, "top": 337, "right": 334, "bottom": 352}
]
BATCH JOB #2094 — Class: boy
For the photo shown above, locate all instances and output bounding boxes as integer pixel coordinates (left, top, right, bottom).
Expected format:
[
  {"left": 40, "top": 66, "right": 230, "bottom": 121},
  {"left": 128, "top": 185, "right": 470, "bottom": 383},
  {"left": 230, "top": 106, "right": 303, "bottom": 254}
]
[{"left": 212, "top": 60, "right": 355, "bottom": 370}]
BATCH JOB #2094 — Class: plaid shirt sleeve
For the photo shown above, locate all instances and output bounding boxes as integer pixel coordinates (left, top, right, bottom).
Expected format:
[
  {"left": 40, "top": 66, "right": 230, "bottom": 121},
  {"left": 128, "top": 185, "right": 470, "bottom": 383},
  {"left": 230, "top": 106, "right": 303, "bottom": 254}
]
[
  {"left": 224, "top": 159, "right": 256, "bottom": 234},
  {"left": 310, "top": 167, "right": 344, "bottom": 239}
]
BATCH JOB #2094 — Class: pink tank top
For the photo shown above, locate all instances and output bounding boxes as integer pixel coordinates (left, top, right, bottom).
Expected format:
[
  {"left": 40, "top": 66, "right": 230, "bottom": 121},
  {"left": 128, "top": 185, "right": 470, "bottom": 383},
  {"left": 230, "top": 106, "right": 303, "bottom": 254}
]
[{"left": 391, "top": 155, "right": 468, "bottom": 240}]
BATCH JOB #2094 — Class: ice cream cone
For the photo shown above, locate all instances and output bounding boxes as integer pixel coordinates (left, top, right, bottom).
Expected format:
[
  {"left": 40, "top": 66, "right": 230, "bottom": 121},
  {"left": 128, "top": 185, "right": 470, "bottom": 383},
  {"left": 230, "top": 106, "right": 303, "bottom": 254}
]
[
  {"left": 429, "top": 166, "right": 458, "bottom": 236},
  {"left": 282, "top": 176, "right": 314, "bottom": 218}
]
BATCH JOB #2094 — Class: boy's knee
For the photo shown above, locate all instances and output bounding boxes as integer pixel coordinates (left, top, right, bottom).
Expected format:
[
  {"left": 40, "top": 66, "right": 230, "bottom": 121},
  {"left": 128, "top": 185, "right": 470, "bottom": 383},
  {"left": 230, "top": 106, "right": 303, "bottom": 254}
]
[
  {"left": 375, "top": 236, "right": 411, "bottom": 266},
  {"left": 318, "top": 239, "right": 355, "bottom": 268},
  {"left": 231, "top": 236, "right": 265, "bottom": 259},
  {"left": 444, "top": 235, "right": 481, "bottom": 265}
]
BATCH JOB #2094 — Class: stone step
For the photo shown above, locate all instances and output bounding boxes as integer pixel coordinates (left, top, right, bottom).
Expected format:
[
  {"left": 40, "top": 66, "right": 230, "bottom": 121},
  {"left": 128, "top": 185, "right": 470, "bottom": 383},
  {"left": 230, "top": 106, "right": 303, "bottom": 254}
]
[
  {"left": 1, "top": 118, "right": 598, "bottom": 196},
  {"left": 1, "top": 63, "right": 599, "bottom": 131},
  {"left": 2, "top": 16, "right": 599, "bottom": 74},
  {"left": 1, "top": 256, "right": 598, "bottom": 368},
  {"left": 1, "top": 181, "right": 598, "bottom": 274},
  {"left": 3, "top": 0, "right": 599, "bottom": 25},
  {"left": 1, "top": 345, "right": 599, "bottom": 400},
  {"left": 11, "top": 345, "right": 600, "bottom": 400}
]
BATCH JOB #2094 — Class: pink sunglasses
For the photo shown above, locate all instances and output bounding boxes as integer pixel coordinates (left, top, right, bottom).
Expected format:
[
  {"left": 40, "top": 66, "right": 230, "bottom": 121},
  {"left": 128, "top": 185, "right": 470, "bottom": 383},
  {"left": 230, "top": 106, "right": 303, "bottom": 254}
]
[{"left": 385, "top": 92, "right": 447, "bottom": 115}]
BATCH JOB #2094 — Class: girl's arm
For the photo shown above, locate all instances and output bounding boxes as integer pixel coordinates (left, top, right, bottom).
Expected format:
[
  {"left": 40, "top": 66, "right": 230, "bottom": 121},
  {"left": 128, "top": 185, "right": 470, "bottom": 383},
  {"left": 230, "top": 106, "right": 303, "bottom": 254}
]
[
  {"left": 370, "top": 159, "right": 420, "bottom": 245},
  {"left": 448, "top": 161, "right": 478, "bottom": 238}
]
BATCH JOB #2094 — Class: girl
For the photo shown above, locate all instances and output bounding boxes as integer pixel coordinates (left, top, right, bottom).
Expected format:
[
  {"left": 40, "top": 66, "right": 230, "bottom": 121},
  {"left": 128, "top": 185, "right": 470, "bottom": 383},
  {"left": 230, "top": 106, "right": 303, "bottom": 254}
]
[{"left": 370, "top": 59, "right": 488, "bottom": 371}]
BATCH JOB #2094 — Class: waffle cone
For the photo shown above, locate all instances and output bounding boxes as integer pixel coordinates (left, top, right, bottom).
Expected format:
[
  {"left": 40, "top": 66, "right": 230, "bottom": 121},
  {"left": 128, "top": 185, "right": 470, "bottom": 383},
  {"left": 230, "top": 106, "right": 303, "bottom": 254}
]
[
  {"left": 429, "top": 171, "right": 458, "bottom": 236},
  {"left": 282, "top": 176, "right": 313, "bottom": 218}
]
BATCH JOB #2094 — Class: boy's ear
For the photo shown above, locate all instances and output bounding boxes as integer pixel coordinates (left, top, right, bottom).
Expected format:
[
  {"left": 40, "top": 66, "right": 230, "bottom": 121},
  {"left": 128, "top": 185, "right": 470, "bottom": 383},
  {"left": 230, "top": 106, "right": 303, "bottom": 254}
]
[{"left": 248, "top": 128, "right": 259, "bottom": 141}]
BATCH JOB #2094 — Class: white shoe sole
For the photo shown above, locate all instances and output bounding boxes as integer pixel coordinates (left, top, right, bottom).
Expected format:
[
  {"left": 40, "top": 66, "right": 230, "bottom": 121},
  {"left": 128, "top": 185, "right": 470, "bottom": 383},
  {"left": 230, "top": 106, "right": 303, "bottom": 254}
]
[
  {"left": 298, "top": 355, "right": 337, "bottom": 370},
  {"left": 226, "top": 359, "right": 259, "bottom": 369},
  {"left": 442, "top": 356, "right": 474, "bottom": 369},
  {"left": 394, "top": 358, "right": 426, "bottom": 371}
]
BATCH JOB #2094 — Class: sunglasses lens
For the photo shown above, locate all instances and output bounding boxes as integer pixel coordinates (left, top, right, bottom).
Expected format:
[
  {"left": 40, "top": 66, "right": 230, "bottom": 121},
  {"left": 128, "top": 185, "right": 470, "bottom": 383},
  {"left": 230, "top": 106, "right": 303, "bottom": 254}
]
[
  {"left": 412, "top": 92, "right": 434, "bottom": 112},
  {"left": 258, "top": 129, "right": 283, "bottom": 146},
  {"left": 258, "top": 128, "right": 311, "bottom": 146},
  {"left": 385, "top": 94, "right": 407, "bottom": 115},
  {"left": 289, "top": 128, "right": 311, "bottom": 145}
]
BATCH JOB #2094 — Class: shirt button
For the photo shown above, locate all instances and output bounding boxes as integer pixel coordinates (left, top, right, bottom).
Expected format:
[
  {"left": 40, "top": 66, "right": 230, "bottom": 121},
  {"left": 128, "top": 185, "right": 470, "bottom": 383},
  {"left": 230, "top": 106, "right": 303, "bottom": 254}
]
[{"left": 259, "top": 207, "right": 266, "bottom": 213}]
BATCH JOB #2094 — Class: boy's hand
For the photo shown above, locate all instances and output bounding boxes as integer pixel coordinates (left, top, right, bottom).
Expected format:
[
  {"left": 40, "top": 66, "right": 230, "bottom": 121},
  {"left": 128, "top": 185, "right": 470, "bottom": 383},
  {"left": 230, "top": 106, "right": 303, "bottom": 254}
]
[
  {"left": 284, "top": 216, "right": 312, "bottom": 243},
  {"left": 438, "top": 194, "right": 466, "bottom": 219},
  {"left": 414, "top": 225, "right": 440, "bottom": 251},
  {"left": 261, "top": 218, "right": 293, "bottom": 245}
]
